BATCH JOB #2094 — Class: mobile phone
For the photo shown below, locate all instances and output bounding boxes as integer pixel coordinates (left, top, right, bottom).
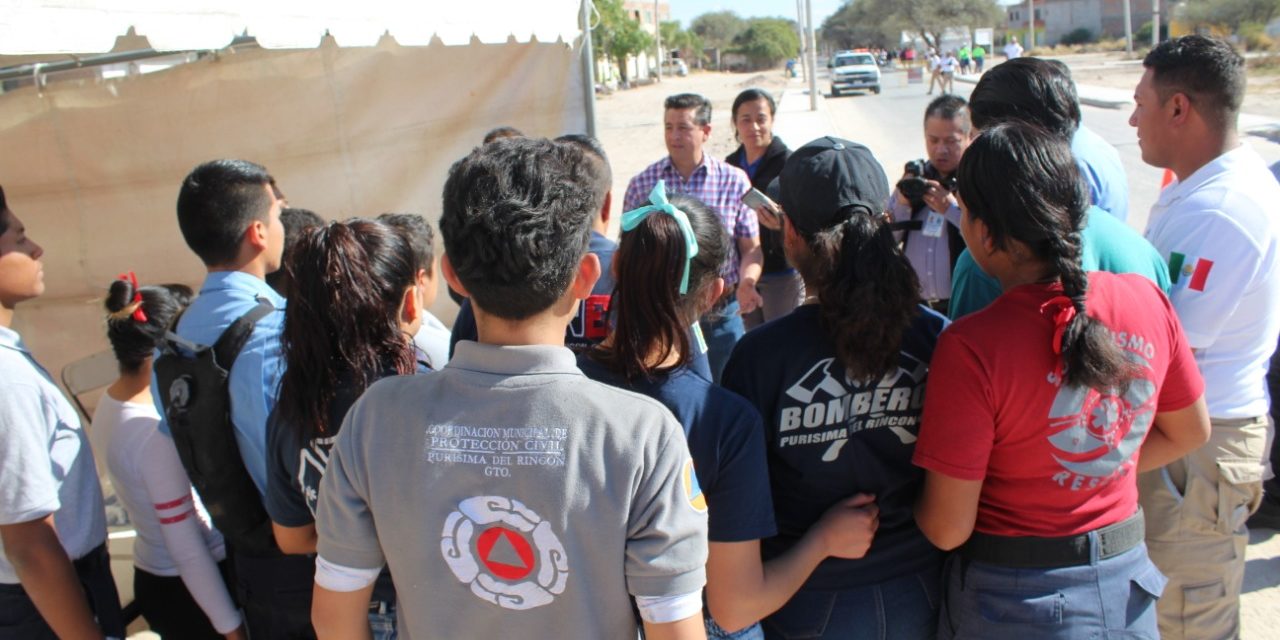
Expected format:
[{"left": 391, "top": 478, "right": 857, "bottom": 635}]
[{"left": 741, "top": 188, "right": 778, "bottom": 213}]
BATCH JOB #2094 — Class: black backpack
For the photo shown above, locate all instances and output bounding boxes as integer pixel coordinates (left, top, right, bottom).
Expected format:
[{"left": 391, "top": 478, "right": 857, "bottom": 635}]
[{"left": 154, "top": 299, "right": 277, "bottom": 555}]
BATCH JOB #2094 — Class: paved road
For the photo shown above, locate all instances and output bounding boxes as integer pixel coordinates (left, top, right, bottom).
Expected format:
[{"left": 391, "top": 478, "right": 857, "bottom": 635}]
[{"left": 814, "top": 66, "right": 1280, "bottom": 234}]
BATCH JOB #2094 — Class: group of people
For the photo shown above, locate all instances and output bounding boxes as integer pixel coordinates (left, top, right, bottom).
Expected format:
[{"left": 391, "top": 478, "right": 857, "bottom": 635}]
[{"left": 0, "top": 34, "right": 1276, "bottom": 640}]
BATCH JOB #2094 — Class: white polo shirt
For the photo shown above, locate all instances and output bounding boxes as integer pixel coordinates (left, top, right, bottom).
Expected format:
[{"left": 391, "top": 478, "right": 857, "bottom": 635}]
[
  {"left": 0, "top": 325, "right": 106, "bottom": 583},
  {"left": 1144, "top": 143, "right": 1280, "bottom": 418}
]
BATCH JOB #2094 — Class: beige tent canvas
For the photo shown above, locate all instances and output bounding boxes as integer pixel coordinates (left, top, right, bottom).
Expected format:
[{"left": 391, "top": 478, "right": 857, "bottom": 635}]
[{"left": 0, "top": 0, "right": 594, "bottom": 380}]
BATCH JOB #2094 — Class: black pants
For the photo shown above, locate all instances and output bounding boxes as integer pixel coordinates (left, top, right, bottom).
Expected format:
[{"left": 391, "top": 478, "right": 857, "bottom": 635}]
[
  {"left": 0, "top": 542, "right": 124, "bottom": 639},
  {"left": 232, "top": 549, "right": 318, "bottom": 640},
  {"left": 135, "top": 560, "right": 235, "bottom": 639},
  {"left": 1264, "top": 334, "right": 1280, "bottom": 503}
]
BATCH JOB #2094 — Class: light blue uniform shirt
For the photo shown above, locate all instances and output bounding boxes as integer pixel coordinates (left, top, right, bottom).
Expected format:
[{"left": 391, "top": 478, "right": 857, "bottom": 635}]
[
  {"left": 154, "top": 271, "right": 286, "bottom": 496},
  {"left": 0, "top": 325, "right": 106, "bottom": 583},
  {"left": 1072, "top": 125, "right": 1130, "bottom": 222}
]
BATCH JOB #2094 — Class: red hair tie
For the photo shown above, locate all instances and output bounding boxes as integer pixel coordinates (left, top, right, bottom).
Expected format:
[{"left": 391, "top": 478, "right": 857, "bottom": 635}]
[
  {"left": 1040, "top": 294, "right": 1076, "bottom": 381},
  {"left": 116, "top": 271, "right": 148, "bottom": 323}
]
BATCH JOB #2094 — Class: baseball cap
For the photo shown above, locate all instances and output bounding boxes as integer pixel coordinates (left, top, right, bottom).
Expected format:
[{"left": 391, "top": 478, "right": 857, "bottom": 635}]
[{"left": 777, "top": 137, "right": 890, "bottom": 236}]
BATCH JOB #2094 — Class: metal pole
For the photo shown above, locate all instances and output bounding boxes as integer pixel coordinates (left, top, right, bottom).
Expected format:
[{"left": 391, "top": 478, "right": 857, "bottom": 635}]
[
  {"left": 580, "top": 0, "right": 598, "bottom": 137},
  {"left": 1151, "top": 0, "right": 1160, "bottom": 48},
  {"left": 1124, "top": 0, "right": 1134, "bottom": 54},
  {"left": 654, "top": 0, "right": 662, "bottom": 82},
  {"left": 806, "top": 0, "right": 817, "bottom": 111},
  {"left": 1027, "top": 0, "right": 1035, "bottom": 49}
]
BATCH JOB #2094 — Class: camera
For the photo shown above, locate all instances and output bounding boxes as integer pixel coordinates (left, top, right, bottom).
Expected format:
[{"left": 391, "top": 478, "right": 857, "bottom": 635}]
[
  {"left": 897, "top": 160, "right": 931, "bottom": 207},
  {"left": 896, "top": 160, "right": 957, "bottom": 211}
]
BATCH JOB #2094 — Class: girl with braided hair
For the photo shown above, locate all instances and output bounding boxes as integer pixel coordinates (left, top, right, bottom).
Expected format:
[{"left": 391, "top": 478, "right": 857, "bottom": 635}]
[{"left": 913, "top": 122, "right": 1210, "bottom": 638}]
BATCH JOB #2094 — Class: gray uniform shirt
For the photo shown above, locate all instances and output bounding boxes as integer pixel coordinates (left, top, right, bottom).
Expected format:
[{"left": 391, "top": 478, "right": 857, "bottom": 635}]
[
  {"left": 316, "top": 342, "right": 708, "bottom": 639},
  {"left": 0, "top": 325, "right": 106, "bottom": 583}
]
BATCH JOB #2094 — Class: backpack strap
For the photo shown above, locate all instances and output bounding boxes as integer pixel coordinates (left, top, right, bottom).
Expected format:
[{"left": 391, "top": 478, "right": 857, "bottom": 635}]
[{"left": 212, "top": 299, "right": 276, "bottom": 370}]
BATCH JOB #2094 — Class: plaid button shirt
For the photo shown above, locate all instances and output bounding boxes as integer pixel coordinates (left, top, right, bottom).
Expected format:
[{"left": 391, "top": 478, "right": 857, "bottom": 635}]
[{"left": 623, "top": 155, "right": 759, "bottom": 285}]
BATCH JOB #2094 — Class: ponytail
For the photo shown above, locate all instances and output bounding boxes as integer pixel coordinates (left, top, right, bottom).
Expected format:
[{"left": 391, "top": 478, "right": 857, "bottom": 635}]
[
  {"left": 592, "top": 191, "right": 728, "bottom": 381},
  {"left": 277, "top": 219, "right": 418, "bottom": 441},
  {"left": 956, "top": 122, "right": 1134, "bottom": 390},
  {"left": 103, "top": 273, "right": 193, "bottom": 373},
  {"left": 794, "top": 211, "right": 921, "bottom": 381}
]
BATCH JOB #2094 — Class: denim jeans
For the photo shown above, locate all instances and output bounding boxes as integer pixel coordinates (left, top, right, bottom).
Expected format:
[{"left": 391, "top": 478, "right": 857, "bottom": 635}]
[
  {"left": 762, "top": 567, "right": 941, "bottom": 640},
  {"left": 701, "top": 299, "right": 745, "bottom": 385},
  {"left": 939, "top": 543, "right": 1166, "bottom": 640},
  {"left": 707, "top": 616, "right": 765, "bottom": 640},
  {"left": 368, "top": 606, "right": 397, "bottom": 640}
]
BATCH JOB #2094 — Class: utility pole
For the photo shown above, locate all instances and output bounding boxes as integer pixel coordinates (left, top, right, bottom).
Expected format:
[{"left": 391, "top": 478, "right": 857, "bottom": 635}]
[
  {"left": 806, "top": 0, "right": 817, "bottom": 111},
  {"left": 654, "top": 0, "right": 662, "bottom": 81},
  {"left": 1124, "top": 0, "right": 1134, "bottom": 54},
  {"left": 1026, "top": 0, "right": 1035, "bottom": 49},
  {"left": 1152, "top": 0, "right": 1160, "bottom": 48}
]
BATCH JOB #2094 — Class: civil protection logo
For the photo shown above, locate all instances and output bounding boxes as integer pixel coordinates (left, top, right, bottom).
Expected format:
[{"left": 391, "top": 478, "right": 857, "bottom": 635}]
[
  {"left": 682, "top": 459, "right": 707, "bottom": 513},
  {"left": 1046, "top": 353, "right": 1156, "bottom": 479},
  {"left": 440, "top": 496, "right": 569, "bottom": 610}
]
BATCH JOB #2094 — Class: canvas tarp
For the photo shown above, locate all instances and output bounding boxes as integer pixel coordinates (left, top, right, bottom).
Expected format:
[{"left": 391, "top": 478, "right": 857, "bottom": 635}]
[{"left": 3, "top": 38, "right": 589, "bottom": 375}]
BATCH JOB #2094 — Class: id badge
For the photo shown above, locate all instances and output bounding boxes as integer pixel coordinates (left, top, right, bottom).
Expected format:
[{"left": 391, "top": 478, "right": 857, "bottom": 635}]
[{"left": 922, "top": 210, "right": 946, "bottom": 238}]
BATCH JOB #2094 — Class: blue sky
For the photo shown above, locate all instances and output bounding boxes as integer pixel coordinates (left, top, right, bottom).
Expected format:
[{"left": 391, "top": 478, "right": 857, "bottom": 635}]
[{"left": 668, "top": 0, "right": 1022, "bottom": 28}]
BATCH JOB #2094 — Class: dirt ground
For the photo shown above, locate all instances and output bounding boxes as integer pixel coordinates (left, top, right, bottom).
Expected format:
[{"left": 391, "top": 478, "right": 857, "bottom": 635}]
[{"left": 1049, "top": 51, "right": 1280, "bottom": 117}]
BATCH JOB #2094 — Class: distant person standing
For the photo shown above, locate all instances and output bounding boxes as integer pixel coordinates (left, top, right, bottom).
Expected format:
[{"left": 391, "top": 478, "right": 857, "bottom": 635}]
[
  {"left": 624, "top": 93, "right": 762, "bottom": 382},
  {"left": 926, "top": 50, "right": 942, "bottom": 95},
  {"left": 939, "top": 51, "right": 958, "bottom": 93},
  {"left": 1131, "top": 35, "right": 1280, "bottom": 640},
  {"left": 972, "top": 44, "right": 986, "bottom": 72},
  {"left": 958, "top": 44, "right": 971, "bottom": 74},
  {"left": 1003, "top": 36, "right": 1023, "bottom": 59},
  {"left": 725, "top": 88, "right": 800, "bottom": 330}
]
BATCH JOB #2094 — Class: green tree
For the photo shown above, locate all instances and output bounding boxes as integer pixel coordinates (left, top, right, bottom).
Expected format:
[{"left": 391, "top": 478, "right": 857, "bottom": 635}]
[
  {"left": 1181, "top": 0, "right": 1280, "bottom": 26},
  {"left": 592, "top": 0, "right": 654, "bottom": 84},
  {"left": 823, "top": 0, "right": 1002, "bottom": 50},
  {"left": 822, "top": 0, "right": 897, "bottom": 49},
  {"left": 691, "top": 10, "right": 747, "bottom": 49},
  {"left": 661, "top": 20, "right": 705, "bottom": 65},
  {"left": 732, "top": 18, "right": 801, "bottom": 70}
]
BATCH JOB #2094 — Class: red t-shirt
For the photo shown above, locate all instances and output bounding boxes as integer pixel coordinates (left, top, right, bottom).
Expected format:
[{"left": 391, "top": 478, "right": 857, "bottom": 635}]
[{"left": 913, "top": 272, "right": 1203, "bottom": 537}]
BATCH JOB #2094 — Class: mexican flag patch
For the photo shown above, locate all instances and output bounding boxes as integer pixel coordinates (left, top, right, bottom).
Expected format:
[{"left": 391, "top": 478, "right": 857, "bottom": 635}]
[{"left": 1168, "top": 252, "right": 1213, "bottom": 292}]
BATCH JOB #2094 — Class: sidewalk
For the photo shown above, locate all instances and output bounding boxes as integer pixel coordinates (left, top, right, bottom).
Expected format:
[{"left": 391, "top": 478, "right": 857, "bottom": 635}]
[{"left": 772, "top": 76, "right": 841, "bottom": 148}]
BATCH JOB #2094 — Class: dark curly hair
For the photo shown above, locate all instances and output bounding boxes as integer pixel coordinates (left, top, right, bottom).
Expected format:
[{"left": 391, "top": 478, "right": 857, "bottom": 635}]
[
  {"left": 789, "top": 211, "right": 921, "bottom": 382},
  {"left": 440, "top": 137, "right": 595, "bottom": 319},
  {"left": 104, "top": 279, "right": 194, "bottom": 373},
  {"left": 957, "top": 122, "right": 1134, "bottom": 390},
  {"left": 590, "top": 193, "right": 729, "bottom": 381},
  {"left": 276, "top": 219, "right": 418, "bottom": 439}
]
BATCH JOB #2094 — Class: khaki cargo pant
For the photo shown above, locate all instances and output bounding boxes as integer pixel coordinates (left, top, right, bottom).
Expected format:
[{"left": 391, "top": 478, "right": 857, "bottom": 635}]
[{"left": 1137, "top": 415, "right": 1270, "bottom": 640}]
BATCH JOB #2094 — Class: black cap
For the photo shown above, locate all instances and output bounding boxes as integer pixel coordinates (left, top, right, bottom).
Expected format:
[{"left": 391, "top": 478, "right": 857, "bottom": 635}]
[{"left": 778, "top": 137, "right": 890, "bottom": 235}]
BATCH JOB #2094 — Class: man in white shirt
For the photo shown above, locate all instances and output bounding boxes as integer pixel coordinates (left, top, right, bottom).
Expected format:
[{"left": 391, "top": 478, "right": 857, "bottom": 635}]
[
  {"left": 1003, "top": 37, "right": 1023, "bottom": 59},
  {"left": 1131, "top": 35, "right": 1280, "bottom": 640}
]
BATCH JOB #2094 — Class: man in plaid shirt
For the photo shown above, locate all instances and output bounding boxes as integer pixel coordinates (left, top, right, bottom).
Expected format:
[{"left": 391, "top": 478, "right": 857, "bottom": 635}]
[{"left": 623, "top": 93, "right": 763, "bottom": 382}]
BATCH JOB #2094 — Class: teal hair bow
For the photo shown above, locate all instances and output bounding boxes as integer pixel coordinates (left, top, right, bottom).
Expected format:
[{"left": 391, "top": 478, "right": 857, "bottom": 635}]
[{"left": 621, "top": 180, "right": 700, "bottom": 294}]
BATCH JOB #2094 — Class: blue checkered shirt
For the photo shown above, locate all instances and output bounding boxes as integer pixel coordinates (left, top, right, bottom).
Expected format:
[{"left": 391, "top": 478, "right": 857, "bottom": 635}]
[{"left": 623, "top": 155, "right": 758, "bottom": 285}]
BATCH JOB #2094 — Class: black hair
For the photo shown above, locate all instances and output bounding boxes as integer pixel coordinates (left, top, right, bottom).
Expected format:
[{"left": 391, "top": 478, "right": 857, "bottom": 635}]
[
  {"left": 277, "top": 219, "right": 418, "bottom": 440},
  {"left": 957, "top": 122, "right": 1134, "bottom": 390},
  {"left": 176, "top": 159, "right": 277, "bottom": 266},
  {"left": 788, "top": 209, "right": 921, "bottom": 382},
  {"left": 104, "top": 280, "right": 194, "bottom": 373},
  {"left": 483, "top": 126, "right": 525, "bottom": 144},
  {"left": 266, "top": 207, "right": 324, "bottom": 296},
  {"left": 377, "top": 212, "right": 435, "bottom": 275},
  {"left": 923, "top": 94, "right": 972, "bottom": 134},
  {"left": 0, "top": 185, "right": 8, "bottom": 235},
  {"left": 1144, "top": 35, "right": 1245, "bottom": 133},
  {"left": 555, "top": 134, "right": 613, "bottom": 216},
  {"left": 665, "top": 93, "right": 713, "bottom": 127},
  {"left": 440, "top": 137, "right": 594, "bottom": 319},
  {"left": 590, "top": 194, "right": 729, "bottom": 381},
  {"left": 968, "top": 57, "right": 1081, "bottom": 138}
]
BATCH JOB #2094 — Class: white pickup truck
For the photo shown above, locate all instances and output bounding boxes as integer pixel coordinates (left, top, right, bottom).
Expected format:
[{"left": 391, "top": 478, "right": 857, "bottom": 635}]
[{"left": 829, "top": 52, "right": 881, "bottom": 96}]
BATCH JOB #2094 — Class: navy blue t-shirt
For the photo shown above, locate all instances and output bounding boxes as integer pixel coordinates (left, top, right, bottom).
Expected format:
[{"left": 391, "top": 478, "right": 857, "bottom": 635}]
[
  {"left": 721, "top": 304, "right": 947, "bottom": 590},
  {"left": 265, "top": 363, "right": 429, "bottom": 604},
  {"left": 577, "top": 352, "right": 776, "bottom": 543},
  {"left": 450, "top": 231, "right": 616, "bottom": 356}
]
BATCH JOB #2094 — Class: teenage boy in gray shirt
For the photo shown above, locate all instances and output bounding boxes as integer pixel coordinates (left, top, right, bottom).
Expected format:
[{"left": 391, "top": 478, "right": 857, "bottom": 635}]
[{"left": 313, "top": 137, "right": 709, "bottom": 640}]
